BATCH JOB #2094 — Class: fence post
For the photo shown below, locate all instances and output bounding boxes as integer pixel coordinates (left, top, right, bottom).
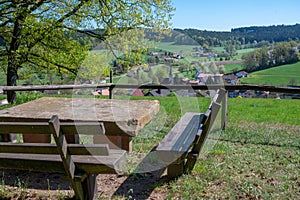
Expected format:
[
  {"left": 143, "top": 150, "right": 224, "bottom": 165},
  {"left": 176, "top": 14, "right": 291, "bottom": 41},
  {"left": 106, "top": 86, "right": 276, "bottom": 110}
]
[
  {"left": 110, "top": 70, "right": 113, "bottom": 84},
  {"left": 109, "top": 85, "right": 114, "bottom": 99},
  {"left": 221, "top": 90, "right": 228, "bottom": 130}
]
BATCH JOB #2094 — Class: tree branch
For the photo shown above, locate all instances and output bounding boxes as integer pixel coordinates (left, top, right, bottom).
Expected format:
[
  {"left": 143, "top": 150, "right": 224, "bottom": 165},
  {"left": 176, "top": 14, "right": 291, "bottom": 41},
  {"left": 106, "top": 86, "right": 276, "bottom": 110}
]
[{"left": 29, "top": 52, "right": 78, "bottom": 75}]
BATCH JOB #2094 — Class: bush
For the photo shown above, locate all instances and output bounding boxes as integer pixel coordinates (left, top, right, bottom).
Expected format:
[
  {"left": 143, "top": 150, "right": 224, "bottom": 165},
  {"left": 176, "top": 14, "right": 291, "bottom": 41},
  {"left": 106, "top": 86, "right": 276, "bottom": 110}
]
[{"left": 16, "top": 91, "right": 43, "bottom": 105}]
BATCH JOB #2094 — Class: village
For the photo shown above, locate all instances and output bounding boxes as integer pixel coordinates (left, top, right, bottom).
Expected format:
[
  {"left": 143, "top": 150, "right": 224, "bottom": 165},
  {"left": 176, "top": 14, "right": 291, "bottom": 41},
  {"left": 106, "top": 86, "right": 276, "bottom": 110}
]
[{"left": 90, "top": 50, "right": 299, "bottom": 99}]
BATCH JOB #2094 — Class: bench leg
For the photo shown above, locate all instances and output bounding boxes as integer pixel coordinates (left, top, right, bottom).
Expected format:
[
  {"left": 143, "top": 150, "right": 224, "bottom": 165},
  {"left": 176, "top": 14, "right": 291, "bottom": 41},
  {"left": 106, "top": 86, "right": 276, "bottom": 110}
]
[
  {"left": 94, "top": 135, "right": 132, "bottom": 152},
  {"left": 83, "top": 174, "right": 97, "bottom": 200},
  {"left": 185, "top": 153, "right": 198, "bottom": 174},
  {"left": 74, "top": 174, "right": 97, "bottom": 200},
  {"left": 167, "top": 158, "right": 185, "bottom": 179},
  {"left": 105, "top": 136, "right": 132, "bottom": 152}
]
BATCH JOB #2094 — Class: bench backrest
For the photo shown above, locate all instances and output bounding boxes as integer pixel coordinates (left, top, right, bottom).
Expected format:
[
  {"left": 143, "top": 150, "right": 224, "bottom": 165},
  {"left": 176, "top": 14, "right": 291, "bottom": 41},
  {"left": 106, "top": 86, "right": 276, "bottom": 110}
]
[
  {"left": 155, "top": 89, "right": 226, "bottom": 163},
  {"left": 193, "top": 88, "right": 226, "bottom": 151},
  {"left": 184, "top": 88, "right": 226, "bottom": 173}
]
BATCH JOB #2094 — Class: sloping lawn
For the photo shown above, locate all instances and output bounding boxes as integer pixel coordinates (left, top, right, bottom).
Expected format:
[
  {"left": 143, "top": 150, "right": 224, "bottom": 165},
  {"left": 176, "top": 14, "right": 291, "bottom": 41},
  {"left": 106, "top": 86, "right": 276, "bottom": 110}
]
[
  {"left": 128, "top": 97, "right": 300, "bottom": 199},
  {"left": 240, "top": 62, "right": 300, "bottom": 86},
  {"left": 1, "top": 94, "right": 299, "bottom": 199}
]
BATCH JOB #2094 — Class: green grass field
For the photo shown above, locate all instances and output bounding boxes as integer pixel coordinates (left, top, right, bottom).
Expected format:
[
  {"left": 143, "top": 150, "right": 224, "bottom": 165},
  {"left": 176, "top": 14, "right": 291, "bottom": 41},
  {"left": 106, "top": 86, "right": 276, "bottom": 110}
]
[
  {"left": 1, "top": 94, "right": 299, "bottom": 199},
  {"left": 233, "top": 48, "right": 256, "bottom": 60},
  {"left": 223, "top": 63, "right": 244, "bottom": 73},
  {"left": 128, "top": 96, "right": 300, "bottom": 199},
  {"left": 240, "top": 62, "right": 300, "bottom": 86}
]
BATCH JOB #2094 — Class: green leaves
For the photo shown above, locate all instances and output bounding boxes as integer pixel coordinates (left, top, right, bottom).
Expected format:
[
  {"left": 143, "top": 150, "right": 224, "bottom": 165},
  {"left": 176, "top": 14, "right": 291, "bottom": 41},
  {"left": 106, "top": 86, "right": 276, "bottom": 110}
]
[{"left": 0, "top": 0, "right": 174, "bottom": 91}]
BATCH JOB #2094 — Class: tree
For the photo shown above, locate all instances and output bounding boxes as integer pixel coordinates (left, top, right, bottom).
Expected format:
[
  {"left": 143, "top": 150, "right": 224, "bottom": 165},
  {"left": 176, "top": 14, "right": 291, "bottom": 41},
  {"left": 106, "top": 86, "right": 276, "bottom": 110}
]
[
  {"left": 155, "top": 66, "right": 168, "bottom": 81},
  {"left": 0, "top": 0, "right": 174, "bottom": 103},
  {"left": 76, "top": 53, "right": 110, "bottom": 84}
]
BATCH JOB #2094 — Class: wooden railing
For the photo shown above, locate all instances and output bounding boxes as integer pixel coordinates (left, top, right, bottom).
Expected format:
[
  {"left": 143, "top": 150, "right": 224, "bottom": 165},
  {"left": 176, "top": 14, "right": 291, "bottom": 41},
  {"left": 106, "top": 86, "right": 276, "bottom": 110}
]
[
  {"left": 1, "top": 83, "right": 300, "bottom": 95},
  {"left": 1, "top": 83, "right": 300, "bottom": 130}
]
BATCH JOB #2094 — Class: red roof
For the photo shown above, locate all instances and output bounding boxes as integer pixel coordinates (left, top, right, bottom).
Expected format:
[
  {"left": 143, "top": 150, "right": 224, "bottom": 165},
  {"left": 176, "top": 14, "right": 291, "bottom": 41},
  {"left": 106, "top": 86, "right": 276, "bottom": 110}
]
[
  {"left": 101, "top": 89, "right": 110, "bottom": 96},
  {"left": 132, "top": 89, "right": 144, "bottom": 96}
]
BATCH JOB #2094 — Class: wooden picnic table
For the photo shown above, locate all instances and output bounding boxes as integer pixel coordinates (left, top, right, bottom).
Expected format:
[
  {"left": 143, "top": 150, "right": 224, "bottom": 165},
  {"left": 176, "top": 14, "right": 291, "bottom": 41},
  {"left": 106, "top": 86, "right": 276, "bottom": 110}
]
[{"left": 0, "top": 97, "right": 160, "bottom": 152}]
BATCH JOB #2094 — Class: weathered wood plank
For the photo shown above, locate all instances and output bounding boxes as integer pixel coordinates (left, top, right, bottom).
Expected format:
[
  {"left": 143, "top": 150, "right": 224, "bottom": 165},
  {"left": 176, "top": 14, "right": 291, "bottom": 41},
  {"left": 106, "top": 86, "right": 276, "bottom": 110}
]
[
  {"left": 185, "top": 101, "right": 222, "bottom": 173},
  {"left": 0, "top": 121, "right": 105, "bottom": 135},
  {"left": 0, "top": 122, "right": 52, "bottom": 134},
  {"left": 0, "top": 143, "right": 110, "bottom": 155},
  {"left": 156, "top": 89, "right": 226, "bottom": 178},
  {"left": 49, "top": 116, "right": 76, "bottom": 180},
  {"left": 156, "top": 113, "right": 204, "bottom": 152},
  {"left": 0, "top": 150, "right": 126, "bottom": 174},
  {"left": 221, "top": 90, "right": 228, "bottom": 130},
  {"left": 155, "top": 113, "right": 205, "bottom": 169}
]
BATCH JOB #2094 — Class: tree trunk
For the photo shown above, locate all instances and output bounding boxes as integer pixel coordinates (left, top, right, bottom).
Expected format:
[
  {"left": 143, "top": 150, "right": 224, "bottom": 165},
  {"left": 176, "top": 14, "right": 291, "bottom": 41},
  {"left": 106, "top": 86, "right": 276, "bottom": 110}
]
[
  {"left": 7, "top": 60, "right": 18, "bottom": 104},
  {"left": 7, "top": 18, "right": 22, "bottom": 104}
]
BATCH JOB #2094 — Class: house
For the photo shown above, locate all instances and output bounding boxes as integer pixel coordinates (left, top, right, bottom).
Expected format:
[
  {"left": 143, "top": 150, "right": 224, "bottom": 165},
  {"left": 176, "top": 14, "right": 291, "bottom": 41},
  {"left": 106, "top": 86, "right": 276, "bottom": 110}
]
[
  {"left": 189, "top": 80, "right": 199, "bottom": 85},
  {"left": 150, "top": 52, "right": 159, "bottom": 56},
  {"left": 196, "top": 73, "right": 224, "bottom": 84},
  {"left": 132, "top": 89, "right": 144, "bottom": 97},
  {"left": 223, "top": 75, "right": 239, "bottom": 85},
  {"left": 235, "top": 71, "right": 248, "bottom": 78},
  {"left": 145, "top": 89, "right": 170, "bottom": 97},
  {"left": 101, "top": 89, "right": 110, "bottom": 96},
  {"left": 173, "top": 53, "right": 181, "bottom": 59}
]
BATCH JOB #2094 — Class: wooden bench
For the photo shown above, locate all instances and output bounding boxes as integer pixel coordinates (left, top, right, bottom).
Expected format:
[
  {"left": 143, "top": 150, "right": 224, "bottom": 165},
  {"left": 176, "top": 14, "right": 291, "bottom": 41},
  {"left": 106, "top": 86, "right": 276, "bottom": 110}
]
[
  {"left": 156, "top": 88, "right": 226, "bottom": 178},
  {"left": 0, "top": 115, "right": 126, "bottom": 200}
]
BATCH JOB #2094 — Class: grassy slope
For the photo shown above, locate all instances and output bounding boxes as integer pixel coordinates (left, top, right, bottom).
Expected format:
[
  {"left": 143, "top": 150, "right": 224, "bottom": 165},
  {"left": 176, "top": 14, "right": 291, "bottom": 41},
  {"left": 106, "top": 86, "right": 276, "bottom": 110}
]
[
  {"left": 240, "top": 62, "right": 300, "bottom": 86},
  {"left": 131, "top": 97, "right": 300, "bottom": 199},
  {"left": 1, "top": 91, "right": 299, "bottom": 199},
  {"left": 154, "top": 42, "right": 254, "bottom": 74}
]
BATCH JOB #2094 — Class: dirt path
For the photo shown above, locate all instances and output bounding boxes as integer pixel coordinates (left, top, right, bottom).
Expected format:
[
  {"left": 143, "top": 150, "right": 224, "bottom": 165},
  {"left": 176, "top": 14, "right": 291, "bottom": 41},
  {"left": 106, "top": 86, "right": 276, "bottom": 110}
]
[{"left": 0, "top": 169, "right": 170, "bottom": 199}]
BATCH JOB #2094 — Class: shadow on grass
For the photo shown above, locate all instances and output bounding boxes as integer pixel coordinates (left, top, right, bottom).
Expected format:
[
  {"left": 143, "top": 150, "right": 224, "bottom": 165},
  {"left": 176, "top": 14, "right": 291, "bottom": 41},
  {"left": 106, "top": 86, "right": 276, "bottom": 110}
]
[
  {"left": 0, "top": 169, "right": 71, "bottom": 190},
  {"left": 216, "top": 138, "right": 300, "bottom": 149},
  {"left": 113, "top": 149, "right": 171, "bottom": 200},
  {"left": 0, "top": 149, "right": 178, "bottom": 200}
]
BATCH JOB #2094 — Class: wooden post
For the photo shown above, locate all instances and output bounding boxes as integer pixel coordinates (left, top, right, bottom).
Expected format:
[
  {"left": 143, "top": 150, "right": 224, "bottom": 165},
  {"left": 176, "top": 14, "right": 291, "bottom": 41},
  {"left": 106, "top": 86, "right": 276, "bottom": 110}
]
[
  {"left": 109, "top": 85, "right": 114, "bottom": 99},
  {"left": 168, "top": 160, "right": 184, "bottom": 179},
  {"left": 110, "top": 70, "right": 113, "bottom": 83},
  {"left": 221, "top": 90, "right": 228, "bottom": 130}
]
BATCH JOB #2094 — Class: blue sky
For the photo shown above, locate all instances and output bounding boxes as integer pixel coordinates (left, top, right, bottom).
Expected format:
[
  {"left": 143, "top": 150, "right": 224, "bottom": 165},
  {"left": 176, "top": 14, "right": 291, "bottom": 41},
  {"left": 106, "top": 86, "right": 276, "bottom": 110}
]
[{"left": 171, "top": 0, "right": 300, "bottom": 31}]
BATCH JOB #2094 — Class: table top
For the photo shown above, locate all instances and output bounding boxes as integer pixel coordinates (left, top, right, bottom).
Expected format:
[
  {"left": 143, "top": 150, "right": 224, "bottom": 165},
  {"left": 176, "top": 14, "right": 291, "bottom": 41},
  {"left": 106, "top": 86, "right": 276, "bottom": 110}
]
[{"left": 0, "top": 97, "right": 160, "bottom": 136}]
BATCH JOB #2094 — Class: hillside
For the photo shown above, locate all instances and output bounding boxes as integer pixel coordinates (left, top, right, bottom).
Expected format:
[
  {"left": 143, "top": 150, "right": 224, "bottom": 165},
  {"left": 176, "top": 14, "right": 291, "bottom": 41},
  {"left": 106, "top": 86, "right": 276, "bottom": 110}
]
[
  {"left": 1, "top": 95, "right": 299, "bottom": 199},
  {"left": 174, "top": 24, "right": 300, "bottom": 45},
  {"left": 239, "top": 62, "right": 300, "bottom": 86}
]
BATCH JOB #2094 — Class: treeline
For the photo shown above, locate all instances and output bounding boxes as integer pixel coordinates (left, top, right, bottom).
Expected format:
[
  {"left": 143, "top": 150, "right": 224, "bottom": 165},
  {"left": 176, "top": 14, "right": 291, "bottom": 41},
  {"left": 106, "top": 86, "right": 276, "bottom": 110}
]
[
  {"left": 173, "top": 24, "right": 300, "bottom": 47},
  {"left": 231, "top": 24, "right": 300, "bottom": 42},
  {"left": 242, "top": 41, "right": 300, "bottom": 72}
]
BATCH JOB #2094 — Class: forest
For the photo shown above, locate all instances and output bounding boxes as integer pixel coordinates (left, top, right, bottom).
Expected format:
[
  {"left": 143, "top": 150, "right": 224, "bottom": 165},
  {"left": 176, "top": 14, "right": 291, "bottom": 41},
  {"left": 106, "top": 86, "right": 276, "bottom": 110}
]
[
  {"left": 173, "top": 24, "right": 300, "bottom": 47},
  {"left": 242, "top": 41, "right": 300, "bottom": 73}
]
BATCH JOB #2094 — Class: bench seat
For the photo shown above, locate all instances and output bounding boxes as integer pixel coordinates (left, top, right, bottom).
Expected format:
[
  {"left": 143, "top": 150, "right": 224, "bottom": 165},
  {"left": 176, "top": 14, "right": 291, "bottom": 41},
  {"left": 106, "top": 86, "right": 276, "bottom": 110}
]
[
  {"left": 155, "top": 89, "right": 226, "bottom": 178},
  {"left": 0, "top": 149, "right": 126, "bottom": 174},
  {"left": 156, "top": 112, "right": 204, "bottom": 163}
]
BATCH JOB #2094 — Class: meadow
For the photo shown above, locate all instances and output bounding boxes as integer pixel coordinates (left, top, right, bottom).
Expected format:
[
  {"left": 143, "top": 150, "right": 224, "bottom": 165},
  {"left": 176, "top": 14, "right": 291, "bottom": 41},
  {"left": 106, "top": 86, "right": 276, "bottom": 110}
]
[
  {"left": 240, "top": 62, "right": 300, "bottom": 86},
  {"left": 154, "top": 42, "right": 253, "bottom": 74},
  {"left": 0, "top": 92, "right": 299, "bottom": 199},
  {"left": 127, "top": 96, "right": 300, "bottom": 199}
]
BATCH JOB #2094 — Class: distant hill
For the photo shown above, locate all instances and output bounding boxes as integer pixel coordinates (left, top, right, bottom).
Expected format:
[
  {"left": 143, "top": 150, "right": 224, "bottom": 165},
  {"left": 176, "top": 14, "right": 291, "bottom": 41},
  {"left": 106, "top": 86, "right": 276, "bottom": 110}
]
[
  {"left": 231, "top": 24, "right": 300, "bottom": 42},
  {"left": 174, "top": 24, "right": 300, "bottom": 46},
  {"left": 1, "top": 24, "right": 299, "bottom": 47}
]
